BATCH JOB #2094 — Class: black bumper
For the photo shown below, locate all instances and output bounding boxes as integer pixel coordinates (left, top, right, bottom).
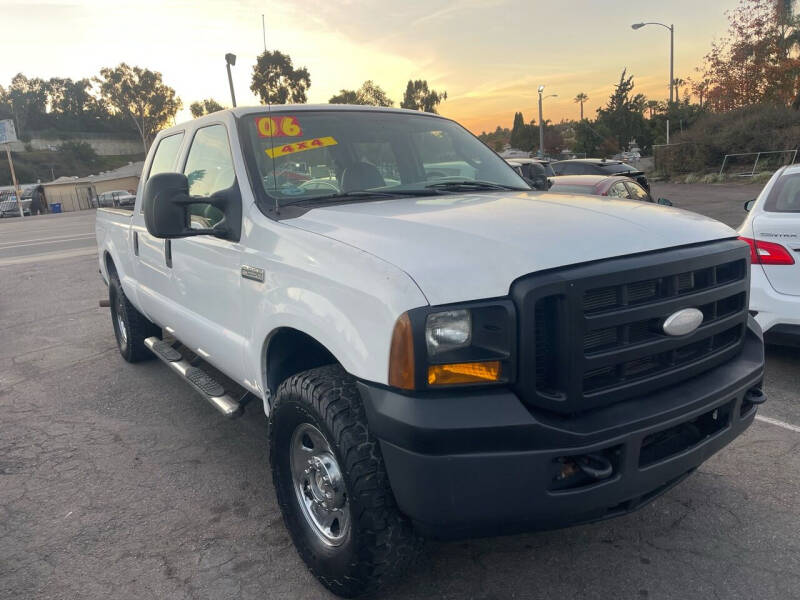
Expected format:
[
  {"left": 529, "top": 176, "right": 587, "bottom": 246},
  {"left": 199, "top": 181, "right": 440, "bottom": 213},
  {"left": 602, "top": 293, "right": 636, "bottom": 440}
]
[{"left": 358, "top": 324, "right": 765, "bottom": 539}]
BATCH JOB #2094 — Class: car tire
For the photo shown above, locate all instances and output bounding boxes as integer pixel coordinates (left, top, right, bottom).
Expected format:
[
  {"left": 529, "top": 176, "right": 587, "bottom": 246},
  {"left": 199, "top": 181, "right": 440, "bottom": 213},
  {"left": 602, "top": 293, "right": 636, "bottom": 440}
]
[
  {"left": 108, "top": 272, "right": 160, "bottom": 362},
  {"left": 269, "top": 364, "right": 421, "bottom": 598}
]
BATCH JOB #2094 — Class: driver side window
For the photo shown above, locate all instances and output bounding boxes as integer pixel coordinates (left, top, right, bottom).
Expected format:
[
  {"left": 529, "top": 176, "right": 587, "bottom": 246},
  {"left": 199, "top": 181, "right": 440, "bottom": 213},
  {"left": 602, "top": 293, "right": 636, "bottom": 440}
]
[{"left": 183, "top": 125, "right": 235, "bottom": 228}]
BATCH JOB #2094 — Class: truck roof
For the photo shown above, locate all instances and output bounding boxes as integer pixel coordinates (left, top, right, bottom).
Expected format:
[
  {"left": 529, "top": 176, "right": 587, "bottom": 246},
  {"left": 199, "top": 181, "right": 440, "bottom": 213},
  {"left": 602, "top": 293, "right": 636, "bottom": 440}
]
[{"left": 165, "top": 104, "right": 448, "bottom": 135}]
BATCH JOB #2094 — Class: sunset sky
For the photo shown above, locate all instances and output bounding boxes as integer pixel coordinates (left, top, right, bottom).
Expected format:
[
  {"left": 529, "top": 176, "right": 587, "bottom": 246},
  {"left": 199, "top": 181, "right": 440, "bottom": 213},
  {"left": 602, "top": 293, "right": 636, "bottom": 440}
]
[{"left": 2, "top": 0, "right": 737, "bottom": 134}]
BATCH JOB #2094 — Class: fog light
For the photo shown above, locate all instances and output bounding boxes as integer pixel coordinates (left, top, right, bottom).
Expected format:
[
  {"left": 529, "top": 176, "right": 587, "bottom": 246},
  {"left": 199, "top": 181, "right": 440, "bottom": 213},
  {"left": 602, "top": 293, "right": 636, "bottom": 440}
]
[{"left": 427, "top": 361, "right": 500, "bottom": 385}]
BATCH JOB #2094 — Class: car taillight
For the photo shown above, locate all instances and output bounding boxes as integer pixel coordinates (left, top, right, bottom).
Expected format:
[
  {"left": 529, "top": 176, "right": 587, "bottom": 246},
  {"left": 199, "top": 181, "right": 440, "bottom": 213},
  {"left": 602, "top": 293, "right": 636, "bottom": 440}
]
[{"left": 738, "top": 236, "right": 795, "bottom": 265}]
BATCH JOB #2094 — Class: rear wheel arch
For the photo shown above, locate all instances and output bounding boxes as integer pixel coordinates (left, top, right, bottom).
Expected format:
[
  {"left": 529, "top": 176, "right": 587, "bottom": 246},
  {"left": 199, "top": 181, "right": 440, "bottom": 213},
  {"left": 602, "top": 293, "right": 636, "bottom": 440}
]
[
  {"left": 264, "top": 327, "right": 338, "bottom": 399},
  {"left": 104, "top": 251, "right": 117, "bottom": 279}
]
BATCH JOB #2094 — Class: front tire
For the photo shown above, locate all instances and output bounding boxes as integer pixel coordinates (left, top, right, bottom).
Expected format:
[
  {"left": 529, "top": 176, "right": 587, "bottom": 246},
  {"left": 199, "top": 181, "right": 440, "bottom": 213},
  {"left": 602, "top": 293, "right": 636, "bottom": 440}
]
[
  {"left": 108, "top": 273, "right": 160, "bottom": 362},
  {"left": 269, "top": 365, "right": 421, "bottom": 598}
]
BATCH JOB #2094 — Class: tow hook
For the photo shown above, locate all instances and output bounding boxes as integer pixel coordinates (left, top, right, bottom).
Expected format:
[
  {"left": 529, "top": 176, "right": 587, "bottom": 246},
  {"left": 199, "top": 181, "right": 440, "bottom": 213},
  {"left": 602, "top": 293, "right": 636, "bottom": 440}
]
[
  {"left": 745, "top": 387, "right": 766, "bottom": 405},
  {"left": 575, "top": 454, "right": 614, "bottom": 480}
]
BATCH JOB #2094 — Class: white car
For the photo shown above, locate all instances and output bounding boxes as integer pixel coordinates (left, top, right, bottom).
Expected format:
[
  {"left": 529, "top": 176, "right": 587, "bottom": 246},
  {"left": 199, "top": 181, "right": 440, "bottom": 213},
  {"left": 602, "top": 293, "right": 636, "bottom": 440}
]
[{"left": 739, "top": 166, "right": 800, "bottom": 345}]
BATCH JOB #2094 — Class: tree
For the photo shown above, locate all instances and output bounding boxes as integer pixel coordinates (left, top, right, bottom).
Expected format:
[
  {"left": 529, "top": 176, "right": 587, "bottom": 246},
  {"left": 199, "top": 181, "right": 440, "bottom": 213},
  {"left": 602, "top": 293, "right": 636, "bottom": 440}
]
[
  {"left": 250, "top": 50, "right": 311, "bottom": 105},
  {"left": 574, "top": 92, "right": 589, "bottom": 120},
  {"left": 190, "top": 98, "right": 225, "bottom": 118},
  {"left": 672, "top": 78, "right": 687, "bottom": 101},
  {"left": 595, "top": 69, "right": 650, "bottom": 151},
  {"left": 646, "top": 99, "right": 661, "bottom": 118},
  {"left": 96, "top": 63, "right": 181, "bottom": 151},
  {"left": 509, "top": 111, "right": 536, "bottom": 150},
  {"left": 329, "top": 80, "right": 393, "bottom": 106},
  {"left": 690, "top": 78, "right": 710, "bottom": 108},
  {"left": 400, "top": 80, "right": 447, "bottom": 113},
  {"left": 701, "top": 0, "right": 800, "bottom": 110},
  {"left": 4, "top": 74, "right": 48, "bottom": 135}
]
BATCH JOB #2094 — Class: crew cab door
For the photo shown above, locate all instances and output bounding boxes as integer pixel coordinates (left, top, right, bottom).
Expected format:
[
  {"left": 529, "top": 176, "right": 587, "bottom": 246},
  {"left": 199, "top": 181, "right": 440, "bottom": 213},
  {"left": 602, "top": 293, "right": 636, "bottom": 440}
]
[
  {"left": 132, "top": 131, "right": 186, "bottom": 327},
  {"left": 167, "top": 124, "right": 247, "bottom": 381}
]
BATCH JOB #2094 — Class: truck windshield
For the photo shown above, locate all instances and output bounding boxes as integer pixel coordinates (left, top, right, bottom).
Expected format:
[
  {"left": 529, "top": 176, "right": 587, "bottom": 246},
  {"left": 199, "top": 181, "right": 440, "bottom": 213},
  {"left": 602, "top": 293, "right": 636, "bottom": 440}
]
[{"left": 242, "top": 109, "right": 529, "bottom": 206}]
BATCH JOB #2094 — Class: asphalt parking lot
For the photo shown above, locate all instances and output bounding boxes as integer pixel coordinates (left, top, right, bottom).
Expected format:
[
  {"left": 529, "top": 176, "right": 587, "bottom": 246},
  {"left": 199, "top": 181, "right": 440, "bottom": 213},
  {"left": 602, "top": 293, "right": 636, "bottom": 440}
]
[{"left": 2, "top": 184, "right": 799, "bottom": 600}]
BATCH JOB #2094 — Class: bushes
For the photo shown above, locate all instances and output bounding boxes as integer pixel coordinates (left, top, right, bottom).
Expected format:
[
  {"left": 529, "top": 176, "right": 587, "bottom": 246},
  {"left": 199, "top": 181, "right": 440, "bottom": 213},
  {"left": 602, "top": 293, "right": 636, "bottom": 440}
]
[{"left": 657, "top": 104, "right": 800, "bottom": 176}]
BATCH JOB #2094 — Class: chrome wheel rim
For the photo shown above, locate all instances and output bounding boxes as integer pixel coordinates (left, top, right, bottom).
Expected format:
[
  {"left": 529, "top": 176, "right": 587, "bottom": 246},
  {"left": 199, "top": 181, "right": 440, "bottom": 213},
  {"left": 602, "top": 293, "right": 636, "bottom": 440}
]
[
  {"left": 114, "top": 297, "right": 128, "bottom": 348},
  {"left": 290, "top": 423, "right": 350, "bottom": 546}
]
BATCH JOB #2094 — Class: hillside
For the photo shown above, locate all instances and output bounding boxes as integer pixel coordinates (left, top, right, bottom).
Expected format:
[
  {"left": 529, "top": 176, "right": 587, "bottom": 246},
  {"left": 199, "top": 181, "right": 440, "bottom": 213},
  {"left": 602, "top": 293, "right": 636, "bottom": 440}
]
[{"left": 0, "top": 148, "right": 145, "bottom": 186}]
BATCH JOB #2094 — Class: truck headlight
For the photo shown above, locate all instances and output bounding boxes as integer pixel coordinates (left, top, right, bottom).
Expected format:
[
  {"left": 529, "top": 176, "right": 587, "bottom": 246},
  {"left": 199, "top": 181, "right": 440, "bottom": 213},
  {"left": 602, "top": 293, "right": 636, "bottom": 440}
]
[
  {"left": 425, "top": 310, "right": 471, "bottom": 355},
  {"left": 388, "top": 301, "right": 516, "bottom": 391}
]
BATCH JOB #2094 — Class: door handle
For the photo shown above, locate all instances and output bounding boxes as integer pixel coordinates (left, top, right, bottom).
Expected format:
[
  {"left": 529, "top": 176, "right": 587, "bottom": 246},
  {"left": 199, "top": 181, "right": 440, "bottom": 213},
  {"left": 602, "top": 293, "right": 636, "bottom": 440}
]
[
  {"left": 165, "top": 239, "right": 172, "bottom": 268},
  {"left": 133, "top": 231, "right": 139, "bottom": 256}
]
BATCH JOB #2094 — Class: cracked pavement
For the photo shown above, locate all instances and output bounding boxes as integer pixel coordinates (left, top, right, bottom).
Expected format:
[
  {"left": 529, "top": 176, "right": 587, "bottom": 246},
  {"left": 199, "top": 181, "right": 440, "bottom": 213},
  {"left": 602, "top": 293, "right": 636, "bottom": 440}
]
[{"left": 1, "top": 205, "right": 799, "bottom": 599}]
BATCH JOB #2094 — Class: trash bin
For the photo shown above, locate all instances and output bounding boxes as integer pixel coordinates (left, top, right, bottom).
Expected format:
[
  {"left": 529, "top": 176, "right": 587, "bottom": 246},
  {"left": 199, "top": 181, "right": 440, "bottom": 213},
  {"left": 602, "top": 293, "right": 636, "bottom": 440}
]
[{"left": 51, "top": 203, "right": 62, "bottom": 213}]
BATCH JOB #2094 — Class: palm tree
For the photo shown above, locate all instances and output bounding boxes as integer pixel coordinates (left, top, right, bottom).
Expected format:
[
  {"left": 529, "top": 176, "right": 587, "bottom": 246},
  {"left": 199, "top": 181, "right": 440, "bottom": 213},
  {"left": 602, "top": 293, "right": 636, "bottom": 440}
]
[
  {"left": 646, "top": 99, "right": 660, "bottom": 119},
  {"left": 672, "top": 78, "right": 686, "bottom": 102},
  {"left": 574, "top": 92, "right": 588, "bottom": 120}
]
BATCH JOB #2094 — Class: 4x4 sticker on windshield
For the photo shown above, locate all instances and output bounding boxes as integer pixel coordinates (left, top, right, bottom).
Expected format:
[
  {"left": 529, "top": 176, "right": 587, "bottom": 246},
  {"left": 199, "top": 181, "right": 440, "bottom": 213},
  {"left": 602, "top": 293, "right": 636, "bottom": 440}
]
[
  {"left": 265, "top": 136, "right": 338, "bottom": 159},
  {"left": 255, "top": 116, "right": 303, "bottom": 138}
]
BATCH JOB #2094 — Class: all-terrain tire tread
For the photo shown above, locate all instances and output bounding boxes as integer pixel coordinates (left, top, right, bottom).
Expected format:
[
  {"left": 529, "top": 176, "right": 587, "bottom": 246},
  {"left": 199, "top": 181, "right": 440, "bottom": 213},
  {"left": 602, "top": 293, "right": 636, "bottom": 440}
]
[
  {"left": 109, "top": 272, "right": 160, "bottom": 362},
  {"left": 269, "top": 364, "right": 422, "bottom": 598}
]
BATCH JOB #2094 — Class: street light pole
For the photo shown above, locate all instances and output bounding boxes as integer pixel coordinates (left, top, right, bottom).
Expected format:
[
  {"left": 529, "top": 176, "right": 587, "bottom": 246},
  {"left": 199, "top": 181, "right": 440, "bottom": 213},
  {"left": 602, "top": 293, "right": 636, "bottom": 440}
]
[
  {"left": 225, "top": 53, "right": 237, "bottom": 108},
  {"left": 632, "top": 21, "right": 674, "bottom": 144},
  {"left": 538, "top": 86, "right": 544, "bottom": 158},
  {"left": 537, "top": 86, "right": 557, "bottom": 158}
]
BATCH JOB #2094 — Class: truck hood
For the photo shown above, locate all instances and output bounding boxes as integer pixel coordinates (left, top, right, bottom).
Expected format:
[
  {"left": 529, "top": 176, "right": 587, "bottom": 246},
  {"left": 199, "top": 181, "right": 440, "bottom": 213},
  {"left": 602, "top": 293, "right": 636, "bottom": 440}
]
[{"left": 286, "top": 191, "right": 735, "bottom": 305}]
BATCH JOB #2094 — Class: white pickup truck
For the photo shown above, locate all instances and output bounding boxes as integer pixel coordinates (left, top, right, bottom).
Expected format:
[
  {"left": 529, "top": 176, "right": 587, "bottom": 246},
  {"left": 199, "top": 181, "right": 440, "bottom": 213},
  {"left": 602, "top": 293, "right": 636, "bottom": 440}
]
[{"left": 96, "top": 105, "right": 766, "bottom": 598}]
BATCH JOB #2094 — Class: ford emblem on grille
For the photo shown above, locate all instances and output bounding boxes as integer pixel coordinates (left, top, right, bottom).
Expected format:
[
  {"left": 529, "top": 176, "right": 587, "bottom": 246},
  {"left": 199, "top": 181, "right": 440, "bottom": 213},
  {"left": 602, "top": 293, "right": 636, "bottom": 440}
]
[{"left": 662, "top": 308, "right": 704, "bottom": 336}]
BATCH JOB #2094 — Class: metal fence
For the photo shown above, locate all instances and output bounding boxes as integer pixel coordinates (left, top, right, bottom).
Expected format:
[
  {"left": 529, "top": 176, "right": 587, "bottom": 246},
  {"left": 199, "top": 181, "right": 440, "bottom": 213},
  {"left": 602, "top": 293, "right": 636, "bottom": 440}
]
[{"left": 719, "top": 150, "right": 797, "bottom": 177}]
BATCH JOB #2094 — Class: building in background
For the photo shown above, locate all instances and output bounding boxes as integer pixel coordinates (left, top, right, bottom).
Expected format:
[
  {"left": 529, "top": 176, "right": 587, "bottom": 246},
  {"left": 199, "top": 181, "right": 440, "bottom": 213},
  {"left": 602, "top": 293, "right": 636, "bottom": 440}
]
[{"left": 42, "top": 161, "right": 143, "bottom": 212}]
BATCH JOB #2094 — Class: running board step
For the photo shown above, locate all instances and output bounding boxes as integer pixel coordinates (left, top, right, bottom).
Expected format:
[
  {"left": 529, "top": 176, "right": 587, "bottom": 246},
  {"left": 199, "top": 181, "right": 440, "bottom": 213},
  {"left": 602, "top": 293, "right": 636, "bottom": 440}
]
[{"left": 144, "top": 337, "right": 243, "bottom": 419}]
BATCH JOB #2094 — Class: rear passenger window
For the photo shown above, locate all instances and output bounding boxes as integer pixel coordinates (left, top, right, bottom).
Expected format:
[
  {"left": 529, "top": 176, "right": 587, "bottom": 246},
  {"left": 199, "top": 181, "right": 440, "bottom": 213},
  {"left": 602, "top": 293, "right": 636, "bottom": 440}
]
[
  {"left": 608, "top": 182, "right": 631, "bottom": 199},
  {"left": 765, "top": 173, "right": 800, "bottom": 212},
  {"left": 148, "top": 133, "right": 185, "bottom": 179},
  {"left": 183, "top": 125, "right": 236, "bottom": 228}
]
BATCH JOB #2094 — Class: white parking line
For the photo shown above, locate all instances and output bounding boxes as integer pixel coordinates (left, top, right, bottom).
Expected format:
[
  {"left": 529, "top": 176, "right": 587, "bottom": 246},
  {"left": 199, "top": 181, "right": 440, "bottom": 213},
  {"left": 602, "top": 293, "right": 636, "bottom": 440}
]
[
  {"left": 0, "top": 246, "right": 97, "bottom": 266},
  {"left": 0, "top": 232, "right": 94, "bottom": 246},
  {"left": 0, "top": 233, "right": 95, "bottom": 248},
  {"left": 756, "top": 415, "right": 800, "bottom": 433}
]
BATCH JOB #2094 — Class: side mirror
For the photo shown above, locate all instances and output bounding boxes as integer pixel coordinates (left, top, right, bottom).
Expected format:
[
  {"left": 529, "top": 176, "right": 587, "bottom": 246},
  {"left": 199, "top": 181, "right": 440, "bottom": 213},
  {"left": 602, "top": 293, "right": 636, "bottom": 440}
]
[
  {"left": 744, "top": 199, "right": 755, "bottom": 212},
  {"left": 657, "top": 197, "right": 673, "bottom": 206},
  {"left": 142, "top": 173, "right": 203, "bottom": 238},
  {"left": 142, "top": 173, "right": 241, "bottom": 241}
]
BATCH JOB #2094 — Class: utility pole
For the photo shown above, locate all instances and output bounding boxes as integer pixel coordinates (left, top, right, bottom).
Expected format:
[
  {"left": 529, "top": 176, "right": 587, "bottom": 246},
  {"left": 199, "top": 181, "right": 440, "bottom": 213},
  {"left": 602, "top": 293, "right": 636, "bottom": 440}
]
[{"left": 4, "top": 144, "right": 24, "bottom": 217}]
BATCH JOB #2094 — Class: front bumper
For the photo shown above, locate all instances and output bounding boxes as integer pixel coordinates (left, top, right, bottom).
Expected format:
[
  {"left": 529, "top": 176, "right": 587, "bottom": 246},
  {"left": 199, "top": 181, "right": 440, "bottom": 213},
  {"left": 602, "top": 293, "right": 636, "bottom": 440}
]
[{"left": 359, "top": 323, "right": 765, "bottom": 539}]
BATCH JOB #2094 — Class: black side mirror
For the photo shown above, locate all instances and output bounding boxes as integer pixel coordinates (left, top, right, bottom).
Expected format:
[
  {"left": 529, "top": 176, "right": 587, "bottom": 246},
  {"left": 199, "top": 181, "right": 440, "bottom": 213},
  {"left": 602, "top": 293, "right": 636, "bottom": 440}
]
[
  {"left": 744, "top": 199, "right": 755, "bottom": 212},
  {"left": 142, "top": 173, "right": 241, "bottom": 241},
  {"left": 657, "top": 197, "right": 673, "bottom": 206}
]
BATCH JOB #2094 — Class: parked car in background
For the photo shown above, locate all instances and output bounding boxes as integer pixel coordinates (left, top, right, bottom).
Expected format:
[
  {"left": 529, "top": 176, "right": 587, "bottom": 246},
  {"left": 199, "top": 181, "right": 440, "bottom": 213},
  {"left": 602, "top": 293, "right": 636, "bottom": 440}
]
[
  {"left": 505, "top": 158, "right": 554, "bottom": 190},
  {"left": 739, "top": 165, "right": 800, "bottom": 345},
  {"left": 552, "top": 158, "right": 650, "bottom": 191},
  {"left": 547, "top": 174, "right": 670, "bottom": 204},
  {"left": 0, "top": 191, "right": 32, "bottom": 217},
  {"left": 94, "top": 190, "right": 136, "bottom": 208}
]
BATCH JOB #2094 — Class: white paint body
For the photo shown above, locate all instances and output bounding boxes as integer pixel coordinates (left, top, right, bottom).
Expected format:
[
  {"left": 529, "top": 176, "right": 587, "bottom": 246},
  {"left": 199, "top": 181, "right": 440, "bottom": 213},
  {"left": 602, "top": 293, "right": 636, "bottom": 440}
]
[
  {"left": 96, "top": 106, "right": 739, "bottom": 413},
  {"left": 738, "top": 165, "right": 800, "bottom": 333}
]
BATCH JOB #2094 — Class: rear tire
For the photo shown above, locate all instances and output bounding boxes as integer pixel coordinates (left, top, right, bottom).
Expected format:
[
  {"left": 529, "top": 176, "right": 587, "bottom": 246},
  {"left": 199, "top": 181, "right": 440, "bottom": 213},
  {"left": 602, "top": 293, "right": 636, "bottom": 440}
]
[
  {"left": 269, "top": 365, "right": 421, "bottom": 598},
  {"left": 108, "top": 272, "right": 160, "bottom": 363}
]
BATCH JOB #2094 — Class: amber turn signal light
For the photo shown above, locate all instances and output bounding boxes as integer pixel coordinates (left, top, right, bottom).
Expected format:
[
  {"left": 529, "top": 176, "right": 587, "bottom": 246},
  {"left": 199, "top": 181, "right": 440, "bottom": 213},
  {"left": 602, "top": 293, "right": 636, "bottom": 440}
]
[
  {"left": 388, "top": 313, "right": 415, "bottom": 390},
  {"left": 427, "top": 361, "right": 501, "bottom": 386}
]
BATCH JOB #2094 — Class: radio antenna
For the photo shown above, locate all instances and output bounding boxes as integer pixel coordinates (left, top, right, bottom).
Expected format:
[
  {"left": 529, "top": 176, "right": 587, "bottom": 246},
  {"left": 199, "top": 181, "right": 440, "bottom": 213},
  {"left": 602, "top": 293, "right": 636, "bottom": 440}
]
[{"left": 262, "top": 12, "right": 279, "bottom": 213}]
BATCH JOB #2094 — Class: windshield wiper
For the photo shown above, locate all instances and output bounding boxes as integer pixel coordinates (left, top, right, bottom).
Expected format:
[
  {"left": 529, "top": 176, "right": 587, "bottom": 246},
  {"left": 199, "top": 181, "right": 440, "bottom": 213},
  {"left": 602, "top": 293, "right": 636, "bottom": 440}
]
[
  {"left": 424, "top": 180, "right": 529, "bottom": 191},
  {"left": 282, "top": 189, "right": 441, "bottom": 206}
]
